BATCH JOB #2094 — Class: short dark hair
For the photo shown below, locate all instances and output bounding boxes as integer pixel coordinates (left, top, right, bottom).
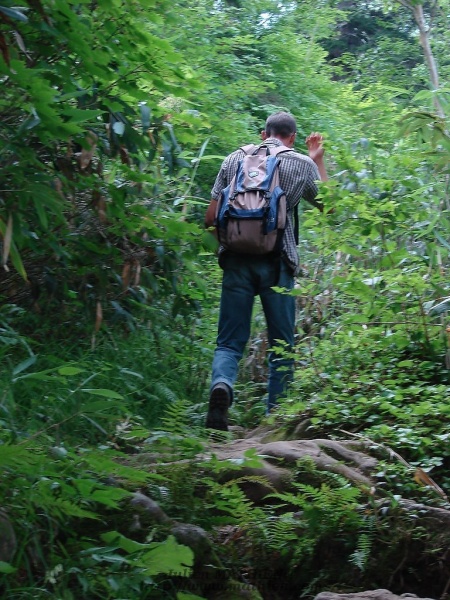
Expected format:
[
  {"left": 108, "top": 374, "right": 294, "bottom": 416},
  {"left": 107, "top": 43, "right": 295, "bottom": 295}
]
[{"left": 265, "top": 111, "right": 297, "bottom": 137}]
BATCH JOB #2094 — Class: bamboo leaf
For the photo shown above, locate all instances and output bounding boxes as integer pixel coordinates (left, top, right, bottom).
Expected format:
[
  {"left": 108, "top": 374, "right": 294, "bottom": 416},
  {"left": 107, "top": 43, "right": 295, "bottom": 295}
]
[
  {"left": 427, "top": 297, "right": 450, "bottom": 316},
  {"left": 81, "top": 388, "right": 124, "bottom": 399},
  {"left": 58, "top": 366, "right": 85, "bottom": 376},
  {"left": 33, "top": 197, "right": 48, "bottom": 229},
  {"left": 9, "top": 244, "right": 27, "bottom": 280},
  {"left": 139, "top": 102, "right": 151, "bottom": 132},
  {"left": 1, "top": 213, "right": 12, "bottom": 271},
  {"left": 119, "top": 368, "right": 144, "bottom": 379},
  {"left": 0, "top": 6, "right": 28, "bottom": 22},
  {"left": 0, "top": 216, "right": 27, "bottom": 279},
  {"left": 12, "top": 370, "right": 56, "bottom": 382},
  {"left": 82, "top": 400, "right": 119, "bottom": 412},
  {"left": 12, "top": 355, "right": 37, "bottom": 376},
  {"left": 435, "top": 231, "right": 450, "bottom": 252},
  {"left": 0, "top": 561, "right": 16, "bottom": 574},
  {"left": 81, "top": 414, "right": 108, "bottom": 434},
  {"left": 60, "top": 108, "right": 103, "bottom": 124},
  {"left": 414, "top": 467, "right": 448, "bottom": 499},
  {"left": 95, "top": 301, "right": 103, "bottom": 332}
]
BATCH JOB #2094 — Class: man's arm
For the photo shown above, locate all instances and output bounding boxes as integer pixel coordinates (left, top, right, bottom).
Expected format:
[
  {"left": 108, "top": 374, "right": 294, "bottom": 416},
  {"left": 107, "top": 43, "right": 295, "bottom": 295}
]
[
  {"left": 205, "top": 154, "right": 230, "bottom": 229},
  {"left": 305, "top": 132, "right": 332, "bottom": 214},
  {"left": 306, "top": 132, "right": 328, "bottom": 182},
  {"left": 205, "top": 198, "right": 217, "bottom": 228}
]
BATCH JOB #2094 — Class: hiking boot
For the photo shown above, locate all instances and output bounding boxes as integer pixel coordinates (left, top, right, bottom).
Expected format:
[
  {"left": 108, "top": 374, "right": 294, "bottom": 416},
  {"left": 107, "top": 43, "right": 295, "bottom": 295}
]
[{"left": 206, "top": 383, "right": 231, "bottom": 431}]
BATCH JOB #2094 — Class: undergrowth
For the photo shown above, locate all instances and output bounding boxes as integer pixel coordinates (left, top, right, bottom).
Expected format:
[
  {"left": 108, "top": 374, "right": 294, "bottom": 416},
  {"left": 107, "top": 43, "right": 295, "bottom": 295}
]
[
  {"left": 274, "top": 327, "right": 450, "bottom": 498},
  {"left": 2, "top": 245, "right": 450, "bottom": 598}
]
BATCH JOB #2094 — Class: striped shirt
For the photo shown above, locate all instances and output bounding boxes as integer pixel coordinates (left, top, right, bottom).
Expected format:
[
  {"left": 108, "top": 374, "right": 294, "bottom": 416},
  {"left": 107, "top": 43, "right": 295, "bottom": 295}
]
[{"left": 211, "top": 137, "right": 322, "bottom": 275}]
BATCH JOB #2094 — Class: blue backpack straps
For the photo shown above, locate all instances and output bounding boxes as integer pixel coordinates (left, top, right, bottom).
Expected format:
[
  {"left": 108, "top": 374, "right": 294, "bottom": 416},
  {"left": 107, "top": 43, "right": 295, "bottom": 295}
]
[
  {"left": 215, "top": 142, "right": 298, "bottom": 256},
  {"left": 248, "top": 144, "right": 299, "bottom": 244}
]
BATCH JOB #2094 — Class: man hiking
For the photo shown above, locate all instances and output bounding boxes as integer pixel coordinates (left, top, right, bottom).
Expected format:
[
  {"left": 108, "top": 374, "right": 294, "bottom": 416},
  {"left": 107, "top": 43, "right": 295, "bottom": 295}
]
[{"left": 204, "top": 111, "right": 328, "bottom": 431}]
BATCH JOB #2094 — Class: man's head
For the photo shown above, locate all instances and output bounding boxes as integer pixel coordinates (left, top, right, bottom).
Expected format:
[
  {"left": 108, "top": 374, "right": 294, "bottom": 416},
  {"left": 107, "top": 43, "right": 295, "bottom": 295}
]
[{"left": 262, "top": 111, "right": 297, "bottom": 147}]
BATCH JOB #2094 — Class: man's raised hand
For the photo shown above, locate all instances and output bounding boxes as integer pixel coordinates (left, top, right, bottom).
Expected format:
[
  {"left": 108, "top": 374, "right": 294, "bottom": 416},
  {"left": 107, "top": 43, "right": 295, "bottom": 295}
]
[{"left": 305, "top": 132, "right": 325, "bottom": 163}]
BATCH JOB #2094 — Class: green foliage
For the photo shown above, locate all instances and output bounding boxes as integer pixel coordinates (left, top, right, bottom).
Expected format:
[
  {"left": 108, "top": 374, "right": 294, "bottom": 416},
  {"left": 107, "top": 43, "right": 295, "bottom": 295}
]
[
  {"left": 0, "top": 0, "right": 211, "bottom": 337},
  {"left": 0, "top": 436, "right": 194, "bottom": 598},
  {"left": 280, "top": 322, "right": 450, "bottom": 488},
  {"left": 207, "top": 480, "right": 267, "bottom": 526},
  {"left": 265, "top": 465, "right": 366, "bottom": 566},
  {"left": 349, "top": 529, "right": 375, "bottom": 572},
  {"left": 0, "top": 379, "right": 222, "bottom": 597},
  {"left": 324, "top": 0, "right": 425, "bottom": 92},
  {"left": 1, "top": 0, "right": 450, "bottom": 596}
]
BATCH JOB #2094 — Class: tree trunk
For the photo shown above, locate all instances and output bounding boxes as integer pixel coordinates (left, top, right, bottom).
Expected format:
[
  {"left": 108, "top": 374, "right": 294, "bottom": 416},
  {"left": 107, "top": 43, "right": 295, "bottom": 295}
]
[{"left": 397, "top": 0, "right": 445, "bottom": 118}]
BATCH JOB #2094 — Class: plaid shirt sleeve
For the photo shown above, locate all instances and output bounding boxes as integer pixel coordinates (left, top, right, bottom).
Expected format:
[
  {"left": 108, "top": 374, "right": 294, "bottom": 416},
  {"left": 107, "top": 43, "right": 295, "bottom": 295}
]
[
  {"left": 278, "top": 153, "right": 321, "bottom": 209},
  {"left": 210, "top": 149, "right": 246, "bottom": 200}
]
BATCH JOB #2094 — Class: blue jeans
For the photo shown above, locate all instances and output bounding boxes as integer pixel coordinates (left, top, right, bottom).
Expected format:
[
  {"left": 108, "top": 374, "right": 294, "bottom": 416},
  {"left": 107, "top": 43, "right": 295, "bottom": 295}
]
[{"left": 210, "top": 253, "right": 295, "bottom": 412}]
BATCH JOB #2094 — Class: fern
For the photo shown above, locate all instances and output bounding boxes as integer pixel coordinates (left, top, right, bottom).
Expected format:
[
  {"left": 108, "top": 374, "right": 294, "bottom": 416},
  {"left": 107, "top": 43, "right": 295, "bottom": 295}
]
[
  {"left": 264, "top": 473, "right": 366, "bottom": 572},
  {"left": 263, "top": 512, "right": 304, "bottom": 551},
  {"left": 349, "top": 514, "right": 377, "bottom": 571},
  {"left": 223, "top": 475, "right": 277, "bottom": 493},
  {"left": 207, "top": 481, "right": 266, "bottom": 527},
  {"left": 159, "top": 398, "right": 190, "bottom": 434},
  {"left": 154, "top": 381, "right": 179, "bottom": 405},
  {"left": 0, "top": 444, "right": 36, "bottom": 467},
  {"left": 349, "top": 533, "right": 372, "bottom": 571}
]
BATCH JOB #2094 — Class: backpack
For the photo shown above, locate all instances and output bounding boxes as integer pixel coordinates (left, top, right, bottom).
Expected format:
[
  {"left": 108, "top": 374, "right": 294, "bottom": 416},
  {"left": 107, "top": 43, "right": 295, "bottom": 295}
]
[{"left": 215, "top": 143, "right": 292, "bottom": 255}]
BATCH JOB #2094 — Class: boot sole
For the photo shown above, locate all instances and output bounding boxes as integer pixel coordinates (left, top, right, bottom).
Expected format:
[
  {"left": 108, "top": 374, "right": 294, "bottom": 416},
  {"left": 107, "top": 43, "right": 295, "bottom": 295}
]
[{"left": 206, "top": 387, "right": 229, "bottom": 431}]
